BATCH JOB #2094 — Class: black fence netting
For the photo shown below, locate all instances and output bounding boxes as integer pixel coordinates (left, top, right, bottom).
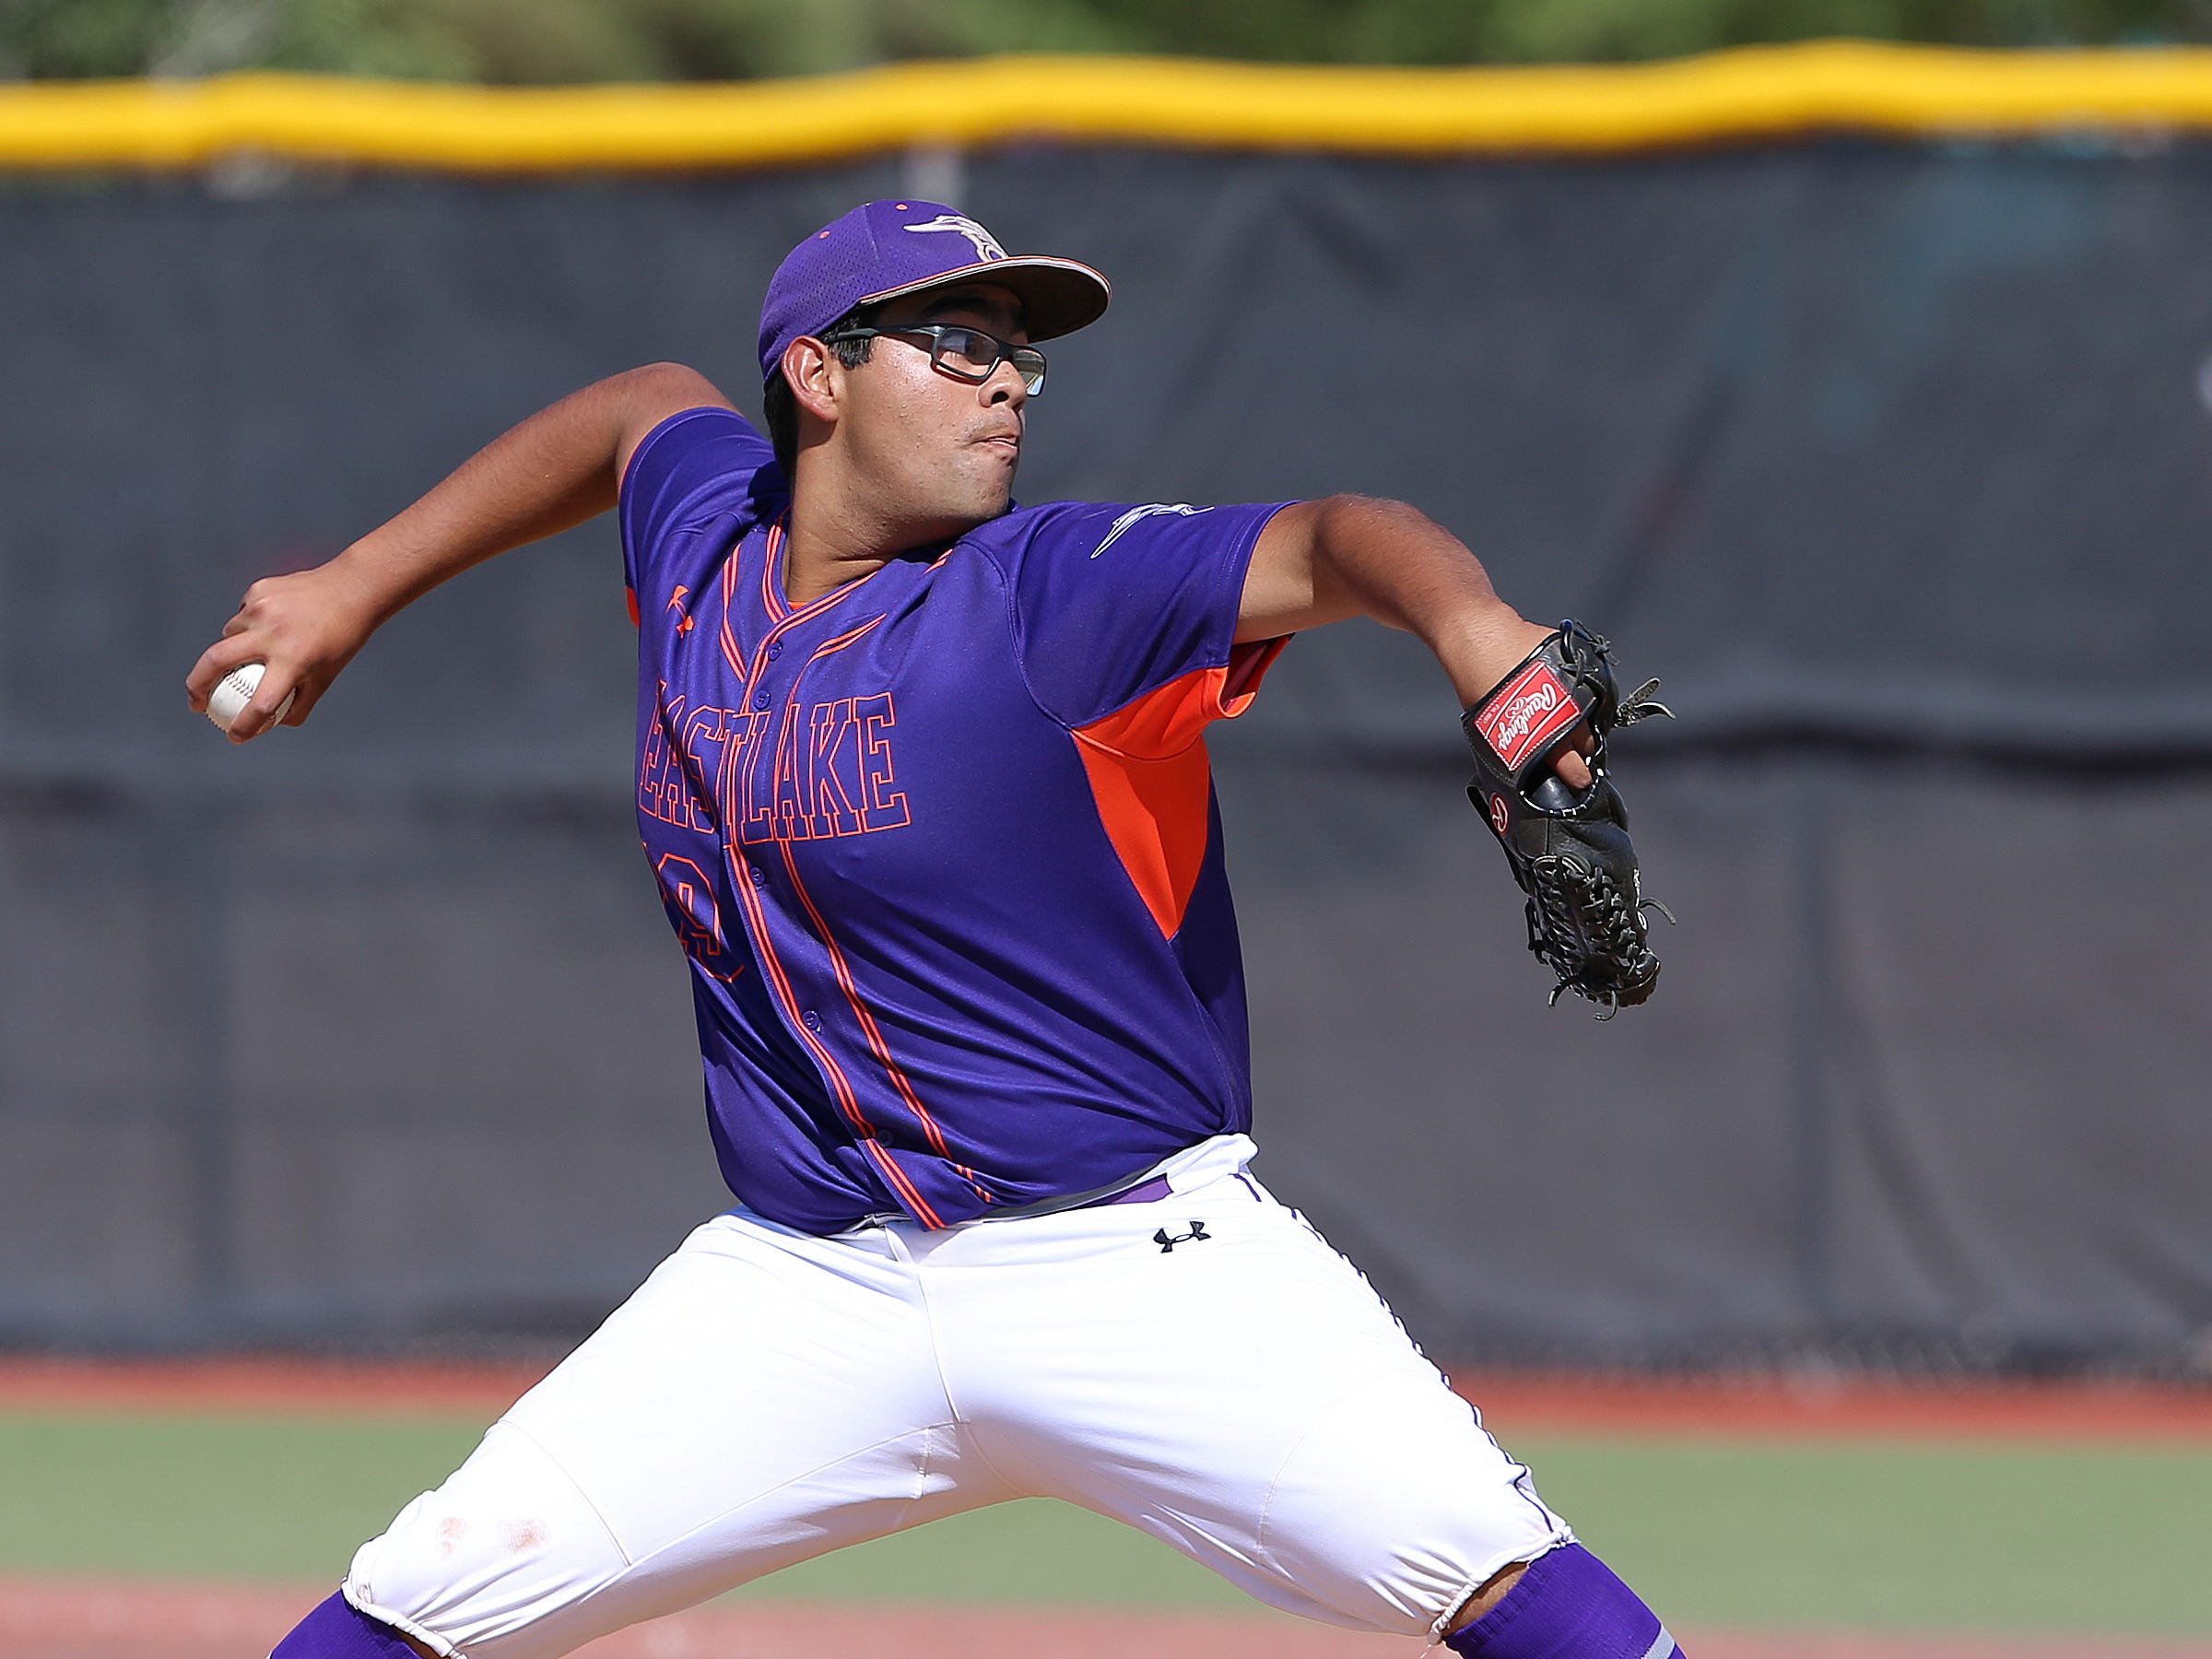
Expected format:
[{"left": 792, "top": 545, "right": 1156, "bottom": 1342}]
[{"left": 3, "top": 139, "right": 2208, "bottom": 1372}]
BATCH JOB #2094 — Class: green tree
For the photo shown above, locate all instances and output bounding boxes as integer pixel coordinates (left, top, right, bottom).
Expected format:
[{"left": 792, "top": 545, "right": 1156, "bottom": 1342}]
[{"left": 6, "top": 0, "right": 2211, "bottom": 82}]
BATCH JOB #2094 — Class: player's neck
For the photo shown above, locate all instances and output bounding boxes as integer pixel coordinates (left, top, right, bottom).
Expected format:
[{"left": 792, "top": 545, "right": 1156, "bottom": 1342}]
[
  {"left": 783, "top": 475, "right": 974, "bottom": 607},
  {"left": 782, "top": 512, "right": 892, "bottom": 608}
]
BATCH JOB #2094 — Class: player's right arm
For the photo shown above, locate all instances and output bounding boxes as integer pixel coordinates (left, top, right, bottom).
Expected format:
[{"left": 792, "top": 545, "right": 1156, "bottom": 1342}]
[{"left": 185, "top": 362, "right": 734, "bottom": 742}]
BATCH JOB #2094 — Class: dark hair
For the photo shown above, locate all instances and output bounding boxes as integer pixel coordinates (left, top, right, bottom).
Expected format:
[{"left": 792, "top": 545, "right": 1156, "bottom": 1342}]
[{"left": 763, "top": 301, "right": 876, "bottom": 478}]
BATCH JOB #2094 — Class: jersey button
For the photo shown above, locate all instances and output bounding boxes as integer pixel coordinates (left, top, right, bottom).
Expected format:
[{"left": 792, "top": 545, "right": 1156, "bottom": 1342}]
[
  {"left": 767, "top": 641, "right": 783, "bottom": 660},
  {"left": 747, "top": 864, "right": 765, "bottom": 887},
  {"left": 751, "top": 690, "right": 771, "bottom": 710},
  {"left": 802, "top": 1009, "right": 822, "bottom": 1031}
]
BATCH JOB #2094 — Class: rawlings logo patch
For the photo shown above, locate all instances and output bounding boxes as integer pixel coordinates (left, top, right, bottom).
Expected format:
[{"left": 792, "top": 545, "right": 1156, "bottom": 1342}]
[
  {"left": 1476, "top": 661, "right": 1582, "bottom": 770},
  {"left": 1488, "top": 793, "right": 1512, "bottom": 837}
]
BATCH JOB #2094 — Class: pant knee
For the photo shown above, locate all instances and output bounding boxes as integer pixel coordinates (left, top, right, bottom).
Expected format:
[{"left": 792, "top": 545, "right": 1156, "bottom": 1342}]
[
  {"left": 344, "top": 1423, "right": 630, "bottom": 1657},
  {"left": 1444, "top": 1544, "right": 1682, "bottom": 1658}
]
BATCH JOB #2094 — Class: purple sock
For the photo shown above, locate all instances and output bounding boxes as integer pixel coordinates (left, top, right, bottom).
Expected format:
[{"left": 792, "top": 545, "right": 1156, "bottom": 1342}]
[
  {"left": 269, "top": 1593, "right": 425, "bottom": 1658},
  {"left": 1444, "top": 1544, "right": 1683, "bottom": 1658}
]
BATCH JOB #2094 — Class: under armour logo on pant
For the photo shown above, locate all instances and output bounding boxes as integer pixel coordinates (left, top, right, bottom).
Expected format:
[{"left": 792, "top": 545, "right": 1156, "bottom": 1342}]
[{"left": 1154, "top": 1221, "right": 1210, "bottom": 1253}]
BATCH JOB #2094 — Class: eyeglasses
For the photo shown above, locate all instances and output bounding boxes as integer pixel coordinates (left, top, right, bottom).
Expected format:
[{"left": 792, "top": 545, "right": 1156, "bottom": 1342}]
[{"left": 821, "top": 324, "right": 1047, "bottom": 395}]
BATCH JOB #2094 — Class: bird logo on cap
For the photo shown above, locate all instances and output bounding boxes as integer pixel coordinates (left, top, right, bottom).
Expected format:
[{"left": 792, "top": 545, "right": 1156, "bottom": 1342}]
[{"left": 904, "top": 214, "right": 1007, "bottom": 262}]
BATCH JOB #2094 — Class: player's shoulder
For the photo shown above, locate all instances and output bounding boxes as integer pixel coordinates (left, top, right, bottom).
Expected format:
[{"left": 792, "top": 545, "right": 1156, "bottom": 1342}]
[
  {"left": 959, "top": 500, "right": 1228, "bottom": 568},
  {"left": 624, "top": 404, "right": 774, "bottom": 492},
  {"left": 622, "top": 405, "right": 785, "bottom": 543}
]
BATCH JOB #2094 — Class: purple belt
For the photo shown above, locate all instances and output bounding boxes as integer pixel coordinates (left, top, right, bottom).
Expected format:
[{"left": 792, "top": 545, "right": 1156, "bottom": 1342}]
[{"left": 1090, "top": 1174, "right": 1173, "bottom": 1207}]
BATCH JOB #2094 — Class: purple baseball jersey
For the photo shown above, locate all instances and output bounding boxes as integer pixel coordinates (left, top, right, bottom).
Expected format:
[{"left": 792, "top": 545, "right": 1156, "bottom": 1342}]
[{"left": 620, "top": 406, "right": 1292, "bottom": 1233}]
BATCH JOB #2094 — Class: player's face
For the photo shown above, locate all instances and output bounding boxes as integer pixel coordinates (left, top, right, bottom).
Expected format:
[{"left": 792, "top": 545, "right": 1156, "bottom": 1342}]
[{"left": 837, "top": 283, "right": 1030, "bottom": 534}]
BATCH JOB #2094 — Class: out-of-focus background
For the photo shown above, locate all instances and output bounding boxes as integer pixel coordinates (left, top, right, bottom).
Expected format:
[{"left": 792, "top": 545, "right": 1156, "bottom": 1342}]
[
  {"left": 6, "top": 0, "right": 2212, "bottom": 79},
  {"left": 2, "top": 3, "right": 2210, "bottom": 1656}
]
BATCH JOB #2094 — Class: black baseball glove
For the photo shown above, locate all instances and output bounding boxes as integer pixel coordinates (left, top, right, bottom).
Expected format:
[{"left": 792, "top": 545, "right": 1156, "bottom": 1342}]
[{"left": 1463, "top": 621, "right": 1673, "bottom": 1017}]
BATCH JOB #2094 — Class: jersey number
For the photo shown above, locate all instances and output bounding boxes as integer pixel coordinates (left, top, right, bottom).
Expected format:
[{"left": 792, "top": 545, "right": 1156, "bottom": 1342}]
[{"left": 655, "top": 853, "right": 744, "bottom": 982}]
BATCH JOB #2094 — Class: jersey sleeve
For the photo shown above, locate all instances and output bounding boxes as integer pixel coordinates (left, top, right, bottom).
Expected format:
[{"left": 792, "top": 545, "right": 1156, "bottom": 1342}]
[
  {"left": 992, "top": 500, "right": 1294, "bottom": 756},
  {"left": 618, "top": 406, "right": 784, "bottom": 605}
]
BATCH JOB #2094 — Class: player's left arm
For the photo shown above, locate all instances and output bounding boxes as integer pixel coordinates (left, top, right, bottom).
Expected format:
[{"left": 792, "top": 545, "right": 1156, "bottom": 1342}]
[{"left": 1241, "top": 494, "right": 1592, "bottom": 788}]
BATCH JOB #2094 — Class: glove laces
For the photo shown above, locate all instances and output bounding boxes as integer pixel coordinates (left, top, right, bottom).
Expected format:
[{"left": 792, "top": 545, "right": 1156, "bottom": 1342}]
[{"left": 1526, "top": 855, "right": 1673, "bottom": 1019}]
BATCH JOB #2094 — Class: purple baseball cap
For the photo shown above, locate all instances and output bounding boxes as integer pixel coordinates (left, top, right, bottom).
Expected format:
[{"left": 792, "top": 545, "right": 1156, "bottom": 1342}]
[{"left": 758, "top": 200, "right": 1110, "bottom": 383}]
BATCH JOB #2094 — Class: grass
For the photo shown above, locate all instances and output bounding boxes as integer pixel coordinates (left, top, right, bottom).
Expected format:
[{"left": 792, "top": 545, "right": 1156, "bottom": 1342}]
[
  {"left": 4, "top": 1409, "right": 2208, "bottom": 1637},
  {"left": 1518, "top": 1433, "right": 2212, "bottom": 1638}
]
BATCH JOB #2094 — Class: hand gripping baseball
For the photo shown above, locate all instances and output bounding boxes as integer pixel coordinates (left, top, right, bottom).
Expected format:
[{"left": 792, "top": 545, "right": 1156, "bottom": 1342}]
[
  {"left": 185, "top": 561, "right": 385, "bottom": 742},
  {"left": 1463, "top": 621, "right": 1673, "bottom": 1018}
]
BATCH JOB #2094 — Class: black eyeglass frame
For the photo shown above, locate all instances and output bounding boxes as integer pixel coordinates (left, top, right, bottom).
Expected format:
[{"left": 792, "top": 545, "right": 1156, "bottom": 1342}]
[{"left": 819, "top": 324, "right": 1047, "bottom": 395}]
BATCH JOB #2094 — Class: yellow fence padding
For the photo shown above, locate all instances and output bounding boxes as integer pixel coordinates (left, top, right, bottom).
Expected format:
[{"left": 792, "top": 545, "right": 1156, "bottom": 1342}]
[{"left": 4, "top": 41, "right": 2212, "bottom": 171}]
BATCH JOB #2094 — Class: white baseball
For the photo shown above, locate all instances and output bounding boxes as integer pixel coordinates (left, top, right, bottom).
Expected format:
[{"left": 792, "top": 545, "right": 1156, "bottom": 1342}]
[{"left": 206, "top": 662, "right": 296, "bottom": 734}]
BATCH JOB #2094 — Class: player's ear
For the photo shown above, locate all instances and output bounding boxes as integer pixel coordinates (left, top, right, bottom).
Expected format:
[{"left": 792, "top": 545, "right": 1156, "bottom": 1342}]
[{"left": 783, "top": 336, "right": 842, "bottom": 427}]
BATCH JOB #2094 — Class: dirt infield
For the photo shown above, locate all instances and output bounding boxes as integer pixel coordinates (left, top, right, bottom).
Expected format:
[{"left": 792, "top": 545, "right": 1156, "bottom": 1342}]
[
  {"left": 3, "top": 1579, "right": 2208, "bottom": 1659},
  {"left": 2, "top": 1356, "right": 2206, "bottom": 1439}
]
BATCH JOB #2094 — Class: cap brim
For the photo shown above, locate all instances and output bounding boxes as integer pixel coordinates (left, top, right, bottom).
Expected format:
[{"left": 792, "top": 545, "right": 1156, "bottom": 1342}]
[{"left": 858, "top": 255, "right": 1111, "bottom": 342}]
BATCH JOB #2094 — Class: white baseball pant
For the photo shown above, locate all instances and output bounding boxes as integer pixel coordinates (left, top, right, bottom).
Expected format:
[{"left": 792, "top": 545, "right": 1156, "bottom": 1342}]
[{"left": 342, "top": 1135, "right": 1572, "bottom": 1658}]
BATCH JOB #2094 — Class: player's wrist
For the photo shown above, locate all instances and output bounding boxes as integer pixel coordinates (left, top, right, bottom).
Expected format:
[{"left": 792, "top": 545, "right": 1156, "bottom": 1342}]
[
  {"left": 327, "top": 532, "right": 434, "bottom": 629},
  {"left": 1440, "top": 612, "right": 1558, "bottom": 711}
]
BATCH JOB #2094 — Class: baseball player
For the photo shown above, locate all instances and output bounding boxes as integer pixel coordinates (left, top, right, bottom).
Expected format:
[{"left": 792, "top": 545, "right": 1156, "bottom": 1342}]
[{"left": 192, "top": 199, "right": 1678, "bottom": 1659}]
